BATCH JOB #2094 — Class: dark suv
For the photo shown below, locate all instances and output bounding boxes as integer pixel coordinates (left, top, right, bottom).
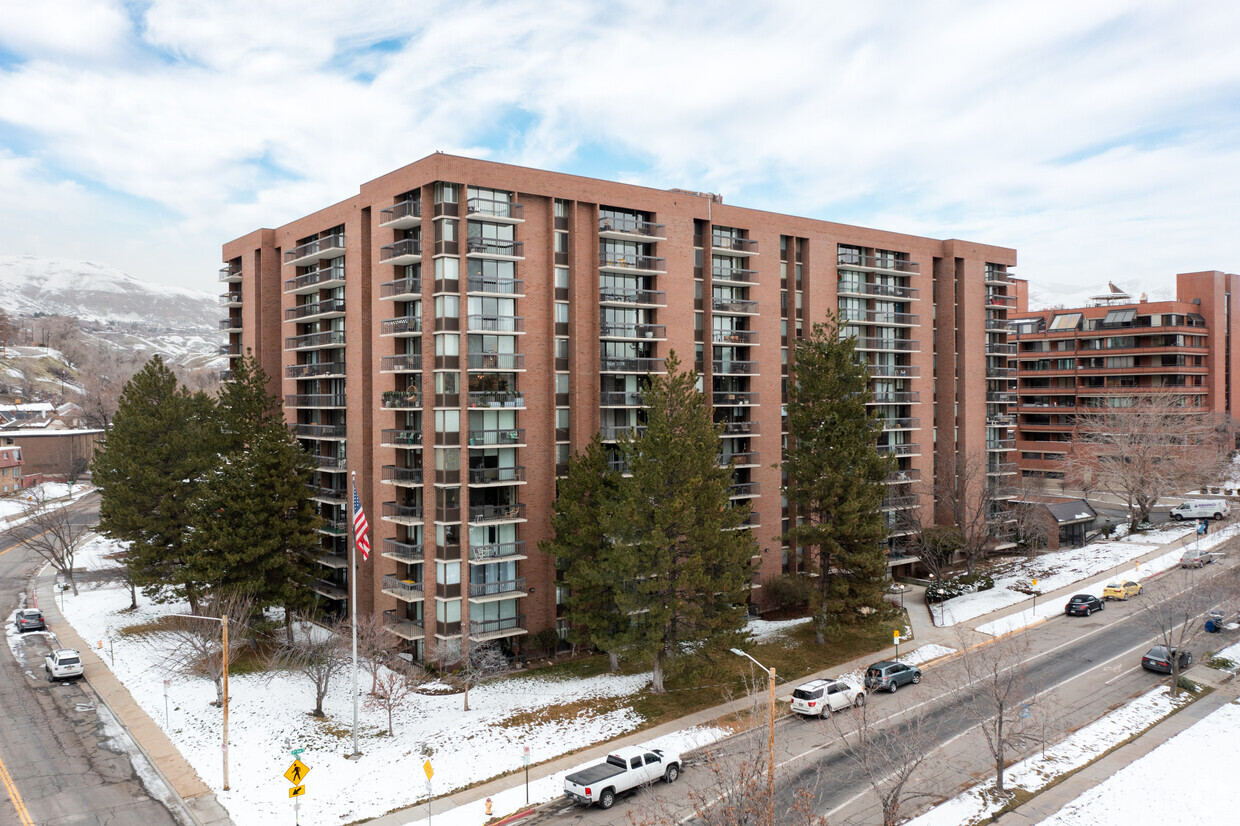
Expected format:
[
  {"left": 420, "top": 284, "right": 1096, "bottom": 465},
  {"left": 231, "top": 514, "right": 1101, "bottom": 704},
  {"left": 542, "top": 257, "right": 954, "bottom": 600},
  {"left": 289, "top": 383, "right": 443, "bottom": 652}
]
[
  {"left": 14, "top": 609, "right": 45, "bottom": 632},
  {"left": 1064, "top": 594, "right": 1105, "bottom": 617},
  {"left": 864, "top": 660, "right": 922, "bottom": 693}
]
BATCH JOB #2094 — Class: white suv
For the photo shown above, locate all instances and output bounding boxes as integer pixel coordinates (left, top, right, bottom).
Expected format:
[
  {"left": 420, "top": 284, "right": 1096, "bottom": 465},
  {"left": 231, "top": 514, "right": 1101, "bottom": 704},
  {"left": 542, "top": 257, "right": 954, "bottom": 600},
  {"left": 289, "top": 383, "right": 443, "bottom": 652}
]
[
  {"left": 45, "top": 648, "right": 84, "bottom": 682},
  {"left": 790, "top": 678, "right": 866, "bottom": 717}
]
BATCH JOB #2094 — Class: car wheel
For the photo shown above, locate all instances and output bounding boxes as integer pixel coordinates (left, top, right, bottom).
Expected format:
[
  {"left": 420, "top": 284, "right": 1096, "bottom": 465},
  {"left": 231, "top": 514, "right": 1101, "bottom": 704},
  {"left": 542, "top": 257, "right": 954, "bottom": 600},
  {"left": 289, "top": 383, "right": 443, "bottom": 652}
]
[
  {"left": 888, "top": 681, "right": 899, "bottom": 694},
  {"left": 599, "top": 789, "right": 616, "bottom": 810},
  {"left": 854, "top": 693, "right": 866, "bottom": 708},
  {"left": 665, "top": 764, "right": 680, "bottom": 784},
  {"left": 1214, "top": 513, "right": 1223, "bottom": 521},
  {"left": 1099, "top": 601, "right": 1105, "bottom": 611},
  {"left": 911, "top": 673, "right": 921, "bottom": 684},
  {"left": 1085, "top": 606, "right": 1093, "bottom": 615}
]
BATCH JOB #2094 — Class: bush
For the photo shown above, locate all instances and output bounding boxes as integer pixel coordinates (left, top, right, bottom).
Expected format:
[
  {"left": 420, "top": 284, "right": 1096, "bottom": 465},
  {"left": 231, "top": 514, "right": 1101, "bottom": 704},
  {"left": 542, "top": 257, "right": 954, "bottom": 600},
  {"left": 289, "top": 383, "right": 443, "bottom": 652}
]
[
  {"left": 765, "top": 573, "right": 814, "bottom": 610},
  {"left": 1175, "top": 675, "right": 1200, "bottom": 693},
  {"left": 530, "top": 628, "right": 562, "bottom": 658}
]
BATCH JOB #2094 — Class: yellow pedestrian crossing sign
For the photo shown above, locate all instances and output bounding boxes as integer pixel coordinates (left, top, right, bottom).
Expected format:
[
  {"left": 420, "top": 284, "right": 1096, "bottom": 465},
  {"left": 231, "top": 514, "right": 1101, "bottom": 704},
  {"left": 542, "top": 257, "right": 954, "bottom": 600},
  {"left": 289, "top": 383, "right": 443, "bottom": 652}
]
[
  {"left": 423, "top": 759, "right": 434, "bottom": 780},
  {"left": 289, "top": 785, "right": 306, "bottom": 798},
  {"left": 284, "top": 759, "right": 310, "bottom": 785}
]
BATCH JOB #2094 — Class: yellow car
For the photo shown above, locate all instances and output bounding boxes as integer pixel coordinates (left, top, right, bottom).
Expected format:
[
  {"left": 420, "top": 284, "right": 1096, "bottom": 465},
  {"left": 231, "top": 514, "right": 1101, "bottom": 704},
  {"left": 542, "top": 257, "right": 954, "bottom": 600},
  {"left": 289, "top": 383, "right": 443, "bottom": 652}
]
[{"left": 1102, "top": 581, "right": 1142, "bottom": 600}]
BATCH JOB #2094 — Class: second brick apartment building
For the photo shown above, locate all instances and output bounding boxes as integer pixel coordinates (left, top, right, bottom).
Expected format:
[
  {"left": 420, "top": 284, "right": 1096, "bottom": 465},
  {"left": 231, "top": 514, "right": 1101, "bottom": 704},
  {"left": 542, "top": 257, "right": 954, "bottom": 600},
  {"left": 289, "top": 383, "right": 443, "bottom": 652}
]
[{"left": 221, "top": 153, "right": 1018, "bottom": 664}]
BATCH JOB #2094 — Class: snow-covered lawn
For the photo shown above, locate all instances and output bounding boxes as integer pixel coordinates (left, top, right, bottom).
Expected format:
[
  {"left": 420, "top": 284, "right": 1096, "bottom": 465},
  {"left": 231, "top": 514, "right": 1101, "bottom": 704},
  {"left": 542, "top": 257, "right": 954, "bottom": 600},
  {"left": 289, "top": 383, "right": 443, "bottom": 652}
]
[
  {"left": 744, "top": 616, "right": 811, "bottom": 642},
  {"left": 907, "top": 686, "right": 1194, "bottom": 826},
  {"left": 933, "top": 528, "right": 1196, "bottom": 629},
  {"left": 53, "top": 536, "right": 741, "bottom": 826},
  {"left": 0, "top": 482, "right": 93, "bottom": 525},
  {"left": 1034, "top": 699, "right": 1240, "bottom": 826}
]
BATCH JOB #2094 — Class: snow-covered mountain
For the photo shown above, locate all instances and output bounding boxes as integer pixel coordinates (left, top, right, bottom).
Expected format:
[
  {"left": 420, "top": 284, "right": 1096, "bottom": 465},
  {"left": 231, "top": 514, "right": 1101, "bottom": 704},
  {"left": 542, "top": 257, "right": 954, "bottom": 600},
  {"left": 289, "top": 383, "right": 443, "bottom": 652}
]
[{"left": 0, "top": 254, "right": 219, "bottom": 330}]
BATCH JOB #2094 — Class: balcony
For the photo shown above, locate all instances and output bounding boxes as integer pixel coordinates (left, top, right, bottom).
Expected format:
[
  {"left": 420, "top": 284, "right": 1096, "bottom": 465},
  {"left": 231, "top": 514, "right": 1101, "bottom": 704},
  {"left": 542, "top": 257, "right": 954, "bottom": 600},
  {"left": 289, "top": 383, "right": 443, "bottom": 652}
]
[
  {"left": 985, "top": 319, "right": 1012, "bottom": 332},
  {"left": 309, "top": 485, "right": 347, "bottom": 504},
  {"left": 312, "top": 454, "right": 347, "bottom": 471},
  {"left": 380, "top": 538, "right": 425, "bottom": 564},
  {"left": 469, "top": 614, "right": 527, "bottom": 641},
  {"left": 310, "top": 579, "right": 347, "bottom": 600},
  {"left": 219, "top": 265, "right": 242, "bottom": 283},
  {"left": 711, "top": 236, "right": 759, "bottom": 256},
  {"left": 468, "top": 503, "right": 526, "bottom": 524},
  {"left": 466, "top": 238, "right": 524, "bottom": 258},
  {"left": 600, "top": 391, "right": 646, "bottom": 407},
  {"left": 380, "top": 238, "right": 422, "bottom": 266},
  {"left": 599, "top": 216, "right": 665, "bottom": 241},
  {"left": 285, "top": 298, "right": 346, "bottom": 322},
  {"left": 985, "top": 269, "right": 1012, "bottom": 286},
  {"left": 987, "top": 438, "right": 1016, "bottom": 451},
  {"left": 710, "top": 265, "right": 758, "bottom": 284},
  {"left": 600, "top": 322, "right": 666, "bottom": 340},
  {"left": 836, "top": 281, "right": 920, "bottom": 300},
  {"left": 711, "top": 329, "right": 759, "bottom": 346},
  {"left": 382, "top": 501, "right": 425, "bottom": 525},
  {"left": 468, "top": 314, "right": 524, "bottom": 334},
  {"left": 986, "top": 462, "right": 1021, "bottom": 476},
  {"left": 219, "top": 318, "right": 242, "bottom": 331},
  {"left": 468, "top": 428, "right": 525, "bottom": 447},
  {"left": 985, "top": 293, "right": 1017, "bottom": 309},
  {"left": 866, "top": 310, "right": 919, "bottom": 326},
  {"left": 836, "top": 252, "right": 919, "bottom": 273},
  {"left": 467, "top": 276, "right": 524, "bottom": 296},
  {"left": 380, "top": 354, "right": 423, "bottom": 373},
  {"left": 711, "top": 297, "right": 759, "bottom": 315},
  {"left": 719, "top": 420, "right": 758, "bottom": 436},
  {"left": 470, "top": 540, "right": 527, "bottom": 561},
  {"left": 467, "top": 353, "right": 526, "bottom": 371},
  {"left": 293, "top": 423, "right": 346, "bottom": 440},
  {"left": 712, "top": 360, "right": 759, "bottom": 375},
  {"left": 853, "top": 337, "right": 920, "bottom": 353},
  {"left": 986, "top": 341, "right": 1018, "bottom": 356},
  {"left": 285, "top": 362, "right": 346, "bottom": 379},
  {"left": 600, "top": 424, "right": 647, "bottom": 441},
  {"left": 380, "top": 315, "right": 423, "bottom": 337},
  {"left": 284, "top": 233, "right": 345, "bottom": 267},
  {"left": 600, "top": 252, "right": 666, "bottom": 273},
  {"left": 219, "top": 343, "right": 241, "bottom": 357},
  {"left": 987, "top": 366, "right": 1017, "bottom": 379},
  {"left": 730, "top": 482, "right": 760, "bottom": 499},
  {"left": 713, "top": 391, "right": 759, "bottom": 406},
  {"left": 381, "top": 574, "right": 425, "bottom": 602},
  {"left": 380, "top": 276, "right": 422, "bottom": 301},
  {"left": 381, "top": 429, "right": 423, "bottom": 448},
  {"left": 219, "top": 291, "right": 241, "bottom": 307},
  {"left": 468, "top": 466, "right": 526, "bottom": 486},
  {"left": 881, "top": 495, "right": 920, "bottom": 511},
  {"left": 879, "top": 416, "right": 920, "bottom": 431},
  {"left": 382, "top": 610, "right": 425, "bottom": 641},
  {"left": 468, "top": 577, "right": 526, "bottom": 599},
  {"left": 381, "top": 389, "right": 422, "bottom": 409},
  {"left": 467, "top": 197, "right": 524, "bottom": 222},
  {"left": 284, "top": 266, "right": 345, "bottom": 294},
  {"left": 381, "top": 465, "right": 424, "bottom": 486},
  {"left": 599, "top": 287, "right": 667, "bottom": 307},
  {"left": 601, "top": 356, "right": 666, "bottom": 374},
  {"left": 285, "top": 393, "right": 347, "bottom": 408},
  {"left": 987, "top": 391, "right": 1019, "bottom": 404},
  {"left": 379, "top": 200, "right": 422, "bottom": 229},
  {"left": 876, "top": 443, "right": 921, "bottom": 457},
  {"left": 719, "top": 451, "right": 760, "bottom": 467},
  {"left": 886, "top": 468, "right": 921, "bottom": 484},
  {"left": 868, "top": 391, "right": 920, "bottom": 405},
  {"left": 317, "top": 550, "right": 348, "bottom": 569},
  {"left": 316, "top": 518, "right": 348, "bottom": 539},
  {"left": 867, "top": 364, "right": 920, "bottom": 379},
  {"left": 467, "top": 391, "right": 525, "bottom": 409},
  {"left": 286, "top": 330, "right": 345, "bottom": 351}
]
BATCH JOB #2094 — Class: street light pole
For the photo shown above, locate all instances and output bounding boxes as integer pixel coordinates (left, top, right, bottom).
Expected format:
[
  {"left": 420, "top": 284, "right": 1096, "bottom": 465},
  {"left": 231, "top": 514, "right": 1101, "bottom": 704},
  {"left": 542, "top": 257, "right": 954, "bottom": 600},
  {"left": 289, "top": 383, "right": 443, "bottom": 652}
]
[
  {"left": 731, "top": 648, "right": 775, "bottom": 826},
  {"left": 170, "top": 613, "right": 230, "bottom": 790}
]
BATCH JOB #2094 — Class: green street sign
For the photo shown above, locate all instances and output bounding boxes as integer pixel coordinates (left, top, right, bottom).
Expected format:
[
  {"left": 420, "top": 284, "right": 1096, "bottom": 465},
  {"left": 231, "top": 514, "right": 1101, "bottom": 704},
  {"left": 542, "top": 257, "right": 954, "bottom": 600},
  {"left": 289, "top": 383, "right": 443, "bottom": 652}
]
[{"left": 291, "top": 748, "right": 305, "bottom": 757}]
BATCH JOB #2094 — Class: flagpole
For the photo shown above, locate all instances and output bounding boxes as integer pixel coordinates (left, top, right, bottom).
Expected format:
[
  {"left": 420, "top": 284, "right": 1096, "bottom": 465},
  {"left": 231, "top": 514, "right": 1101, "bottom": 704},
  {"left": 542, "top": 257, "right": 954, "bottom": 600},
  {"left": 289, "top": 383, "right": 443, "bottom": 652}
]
[{"left": 350, "top": 471, "right": 360, "bottom": 759}]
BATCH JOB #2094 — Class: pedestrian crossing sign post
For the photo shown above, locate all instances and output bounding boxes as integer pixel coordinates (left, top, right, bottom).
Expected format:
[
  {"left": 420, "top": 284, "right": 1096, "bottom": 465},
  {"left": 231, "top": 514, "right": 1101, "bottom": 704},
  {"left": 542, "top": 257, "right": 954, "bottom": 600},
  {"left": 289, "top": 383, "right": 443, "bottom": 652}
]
[{"left": 284, "top": 759, "right": 310, "bottom": 785}]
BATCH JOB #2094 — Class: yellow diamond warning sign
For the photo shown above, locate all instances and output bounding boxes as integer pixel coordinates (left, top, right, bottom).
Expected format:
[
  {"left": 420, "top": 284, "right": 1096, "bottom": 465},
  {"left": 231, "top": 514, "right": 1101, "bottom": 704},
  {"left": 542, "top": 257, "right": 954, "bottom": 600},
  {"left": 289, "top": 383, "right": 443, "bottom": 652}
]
[{"left": 284, "top": 759, "right": 310, "bottom": 785}]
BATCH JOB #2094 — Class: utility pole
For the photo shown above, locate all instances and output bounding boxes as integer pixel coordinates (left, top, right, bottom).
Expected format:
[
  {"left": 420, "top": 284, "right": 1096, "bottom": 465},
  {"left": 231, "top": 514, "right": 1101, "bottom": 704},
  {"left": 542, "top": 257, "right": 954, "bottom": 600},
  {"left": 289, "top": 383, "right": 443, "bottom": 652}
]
[{"left": 732, "top": 648, "right": 776, "bottom": 826}]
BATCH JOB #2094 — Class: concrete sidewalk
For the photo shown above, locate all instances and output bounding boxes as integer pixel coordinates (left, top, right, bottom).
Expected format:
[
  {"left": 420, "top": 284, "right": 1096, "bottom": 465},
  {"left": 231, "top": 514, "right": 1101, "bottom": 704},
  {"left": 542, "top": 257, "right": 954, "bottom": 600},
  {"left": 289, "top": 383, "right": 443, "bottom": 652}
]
[{"left": 34, "top": 564, "right": 233, "bottom": 826}]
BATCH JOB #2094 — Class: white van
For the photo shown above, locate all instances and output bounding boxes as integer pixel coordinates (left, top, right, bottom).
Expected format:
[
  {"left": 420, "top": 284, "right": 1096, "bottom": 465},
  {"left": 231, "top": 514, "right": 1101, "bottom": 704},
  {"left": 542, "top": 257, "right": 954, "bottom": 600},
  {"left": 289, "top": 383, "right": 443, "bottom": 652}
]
[{"left": 1169, "top": 500, "right": 1230, "bottom": 521}]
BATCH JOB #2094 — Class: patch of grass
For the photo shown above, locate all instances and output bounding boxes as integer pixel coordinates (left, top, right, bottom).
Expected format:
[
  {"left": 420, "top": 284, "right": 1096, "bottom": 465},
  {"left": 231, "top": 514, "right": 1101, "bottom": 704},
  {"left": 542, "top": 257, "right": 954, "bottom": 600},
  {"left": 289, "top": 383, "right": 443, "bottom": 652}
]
[
  {"left": 500, "top": 695, "right": 631, "bottom": 730},
  {"left": 1206, "top": 655, "right": 1236, "bottom": 671},
  {"left": 116, "top": 617, "right": 180, "bottom": 637}
]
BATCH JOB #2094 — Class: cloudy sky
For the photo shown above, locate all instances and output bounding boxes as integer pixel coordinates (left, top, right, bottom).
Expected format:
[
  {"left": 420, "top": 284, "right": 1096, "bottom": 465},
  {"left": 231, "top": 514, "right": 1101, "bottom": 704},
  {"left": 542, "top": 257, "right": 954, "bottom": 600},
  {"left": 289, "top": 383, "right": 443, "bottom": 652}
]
[{"left": 1, "top": 0, "right": 1237, "bottom": 305}]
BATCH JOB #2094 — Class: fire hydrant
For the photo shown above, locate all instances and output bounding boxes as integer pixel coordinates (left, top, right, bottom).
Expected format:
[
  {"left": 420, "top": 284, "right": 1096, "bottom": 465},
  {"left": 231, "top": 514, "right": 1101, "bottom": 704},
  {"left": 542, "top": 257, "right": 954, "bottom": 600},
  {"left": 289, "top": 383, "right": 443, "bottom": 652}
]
[{"left": 485, "top": 798, "right": 492, "bottom": 816}]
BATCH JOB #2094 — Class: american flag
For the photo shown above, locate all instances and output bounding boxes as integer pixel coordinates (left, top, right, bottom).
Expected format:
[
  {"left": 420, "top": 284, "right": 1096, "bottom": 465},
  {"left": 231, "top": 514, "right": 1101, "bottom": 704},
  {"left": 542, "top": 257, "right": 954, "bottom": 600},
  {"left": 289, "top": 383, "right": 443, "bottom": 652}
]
[{"left": 352, "top": 483, "right": 371, "bottom": 561}]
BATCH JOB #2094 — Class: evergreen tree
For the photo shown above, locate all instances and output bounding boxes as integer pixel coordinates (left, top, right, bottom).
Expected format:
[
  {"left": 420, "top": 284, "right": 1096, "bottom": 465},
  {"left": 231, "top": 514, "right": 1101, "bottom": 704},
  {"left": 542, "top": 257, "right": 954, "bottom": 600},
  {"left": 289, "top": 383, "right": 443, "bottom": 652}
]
[
  {"left": 93, "top": 355, "right": 220, "bottom": 613},
  {"left": 184, "top": 425, "right": 322, "bottom": 614},
  {"left": 783, "top": 317, "right": 893, "bottom": 644},
  {"left": 215, "top": 351, "right": 283, "bottom": 453},
  {"left": 611, "top": 353, "right": 756, "bottom": 693},
  {"left": 541, "top": 436, "right": 629, "bottom": 671}
]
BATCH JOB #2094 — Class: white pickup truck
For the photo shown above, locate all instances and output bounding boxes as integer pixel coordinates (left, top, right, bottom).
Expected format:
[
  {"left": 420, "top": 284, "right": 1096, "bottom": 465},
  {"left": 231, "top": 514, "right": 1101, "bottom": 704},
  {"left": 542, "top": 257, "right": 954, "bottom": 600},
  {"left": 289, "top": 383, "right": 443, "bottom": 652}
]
[{"left": 563, "top": 744, "right": 681, "bottom": 809}]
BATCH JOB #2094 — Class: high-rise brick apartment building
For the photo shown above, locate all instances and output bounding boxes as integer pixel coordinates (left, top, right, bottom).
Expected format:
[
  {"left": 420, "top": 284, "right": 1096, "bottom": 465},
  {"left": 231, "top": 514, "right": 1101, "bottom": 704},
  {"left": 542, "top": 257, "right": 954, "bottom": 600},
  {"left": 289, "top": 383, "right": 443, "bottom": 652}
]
[
  {"left": 1008, "top": 271, "right": 1240, "bottom": 483},
  {"left": 220, "top": 154, "right": 1017, "bottom": 664}
]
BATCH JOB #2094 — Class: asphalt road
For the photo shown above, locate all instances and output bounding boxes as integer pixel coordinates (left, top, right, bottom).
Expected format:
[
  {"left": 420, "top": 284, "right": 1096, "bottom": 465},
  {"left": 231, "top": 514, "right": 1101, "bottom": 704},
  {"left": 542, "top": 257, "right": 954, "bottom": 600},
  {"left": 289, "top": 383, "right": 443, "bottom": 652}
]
[
  {"left": 534, "top": 555, "right": 1240, "bottom": 826},
  {"left": 0, "top": 495, "right": 179, "bottom": 826}
]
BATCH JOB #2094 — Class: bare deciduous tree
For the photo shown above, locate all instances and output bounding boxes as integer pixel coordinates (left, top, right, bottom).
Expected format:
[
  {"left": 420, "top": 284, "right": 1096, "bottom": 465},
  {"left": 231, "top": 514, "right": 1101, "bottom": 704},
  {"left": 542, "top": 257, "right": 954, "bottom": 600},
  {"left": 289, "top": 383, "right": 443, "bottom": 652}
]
[
  {"left": 457, "top": 642, "right": 508, "bottom": 712},
  {"left": 905, "top": 450, "right": 1013, "bottom": 575},
  {"left": 354, "top": 611, "right": 394, "bottom": 695},
  {"left": 953, "top": 630, "right": 1035, "bottom": 794},
  {"left": 364, "top": 661, "right": 429, "bottom": 736},
  {"left": 274, "top": 615, "right": 352, "bottom": 717},
  {"left": 830, "top": 701, "right": 943, "bottom": 826},
  {"left": 159, "top": 590, "right": 254, "bottom": 707},
  {"left": 1137, "top": 558, "right": 1238, "bottom": 697},
  {"left": 1065, "top": 393, "right": 1230, "bottom": 529},
  {"left": 20, "top": 488, "right": 90, "bottom": 595}
]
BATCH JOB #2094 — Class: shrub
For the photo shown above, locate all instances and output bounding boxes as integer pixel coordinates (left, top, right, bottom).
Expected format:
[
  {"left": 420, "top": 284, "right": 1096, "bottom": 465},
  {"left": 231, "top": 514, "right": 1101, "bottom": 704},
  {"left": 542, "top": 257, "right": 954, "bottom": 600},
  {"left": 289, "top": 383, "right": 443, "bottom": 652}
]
[
  {"left": 530, "top": 628, "right": 562, "bottom": 658},
  {"left": 1175, "top": 675, "right": 1200, "bottom": 693},
  {"left": 765, "top": 573, "right": 814, "bottom": 610}
]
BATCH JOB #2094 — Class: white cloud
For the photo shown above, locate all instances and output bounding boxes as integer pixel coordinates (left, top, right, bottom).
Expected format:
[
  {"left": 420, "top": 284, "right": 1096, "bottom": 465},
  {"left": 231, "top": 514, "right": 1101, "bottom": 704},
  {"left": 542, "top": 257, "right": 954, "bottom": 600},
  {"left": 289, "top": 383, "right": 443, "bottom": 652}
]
[
  {"left": 0, "top": 0, "right": 1237, "bottom": 300},
  {"left": 0, "top": 0, "right": 132, "bottom": 62}
]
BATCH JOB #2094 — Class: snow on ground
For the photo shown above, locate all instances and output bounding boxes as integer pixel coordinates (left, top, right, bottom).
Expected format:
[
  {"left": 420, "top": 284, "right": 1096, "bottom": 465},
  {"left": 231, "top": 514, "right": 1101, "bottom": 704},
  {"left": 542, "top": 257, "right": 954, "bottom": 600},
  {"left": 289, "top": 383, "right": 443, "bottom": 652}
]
[
  {"left": 744, "top": 616, "right": 811, "bottom": 642},
  {"left": 975, "top": 524, "right": 1240, "bottom": 637},
  {"left": 0, "top": 482, "right": 93, "bottom": 525},
  {"left": 901, "top": 644, "right": 956, "bottom": 666},
  {"left": 1034, "top": 699, "right": 1240, "bottom": 826},
  {"left": 908, "top": 686, "right": 1192, "bottom": 826},
  {"left": 56, "top": 536, "right": 725, "bottom": 826},
  {"left": 933, "top": 528, "right": 1196, "bottom": 628}
]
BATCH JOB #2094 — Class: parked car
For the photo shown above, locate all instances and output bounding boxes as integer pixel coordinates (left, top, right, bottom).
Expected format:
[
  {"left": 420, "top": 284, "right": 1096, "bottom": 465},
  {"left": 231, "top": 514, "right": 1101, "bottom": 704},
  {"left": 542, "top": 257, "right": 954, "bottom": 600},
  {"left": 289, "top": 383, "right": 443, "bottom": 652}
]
[
  {"left": 864, "top": 660, "right": 921, "bottom": 693},
  {"left": 790, "top": 678, "right": 866, "bottom": 717},
  {"left": 1169, "top": 500, "right": 1229, "bottom": 521},
  {"left": 1065, "top": 594, "right": 1105, "bottom": 616},
  {"left": 44, "top": 648, "right": 84, "bottom": 682},
  {"left": 14, "top": 608, "right": 45, "bottom": 632},
  {"left": 1141, "top": 646, "right": 1193, "bottom": 674},
  {"left": 564, "top": 744, "right": 681, "bottom": 809},
  {"left": 1180, "top": 548, "right": 1216, "bottom": 568},
  {"left": 1102, "top": 581, "right": 1143, "bottom": 601}
]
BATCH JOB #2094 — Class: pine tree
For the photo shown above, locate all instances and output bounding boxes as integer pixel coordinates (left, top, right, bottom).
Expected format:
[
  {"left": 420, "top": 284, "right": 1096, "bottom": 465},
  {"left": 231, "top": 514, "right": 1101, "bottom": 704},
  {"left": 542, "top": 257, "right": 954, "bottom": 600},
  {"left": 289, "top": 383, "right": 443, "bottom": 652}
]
[
  {"left": 215, "top": 351, "right": 283, "bottom": 453},
  {"left": 611, "top": 353, "right": 756, "bottom": 693},
  {"left": 541, "top": 436, "right": 629, "bottom": 671},
  {"left": 783, "top": 318, "right": 892, "bottom": 644},
  {"left": 184, "top": 425, "right": 322, "bottom": 614},
  {"left": 93, "top": 355, "right": 221, "bottom": 613}
]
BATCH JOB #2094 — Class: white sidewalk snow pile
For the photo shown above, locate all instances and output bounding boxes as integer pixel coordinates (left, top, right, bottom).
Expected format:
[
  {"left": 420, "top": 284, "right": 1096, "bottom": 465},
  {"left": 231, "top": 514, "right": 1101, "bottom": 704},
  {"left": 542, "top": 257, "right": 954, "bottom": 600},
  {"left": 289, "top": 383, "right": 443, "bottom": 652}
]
[{"left": 55, "top": 536, "right": 738, "bottom": 826}]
